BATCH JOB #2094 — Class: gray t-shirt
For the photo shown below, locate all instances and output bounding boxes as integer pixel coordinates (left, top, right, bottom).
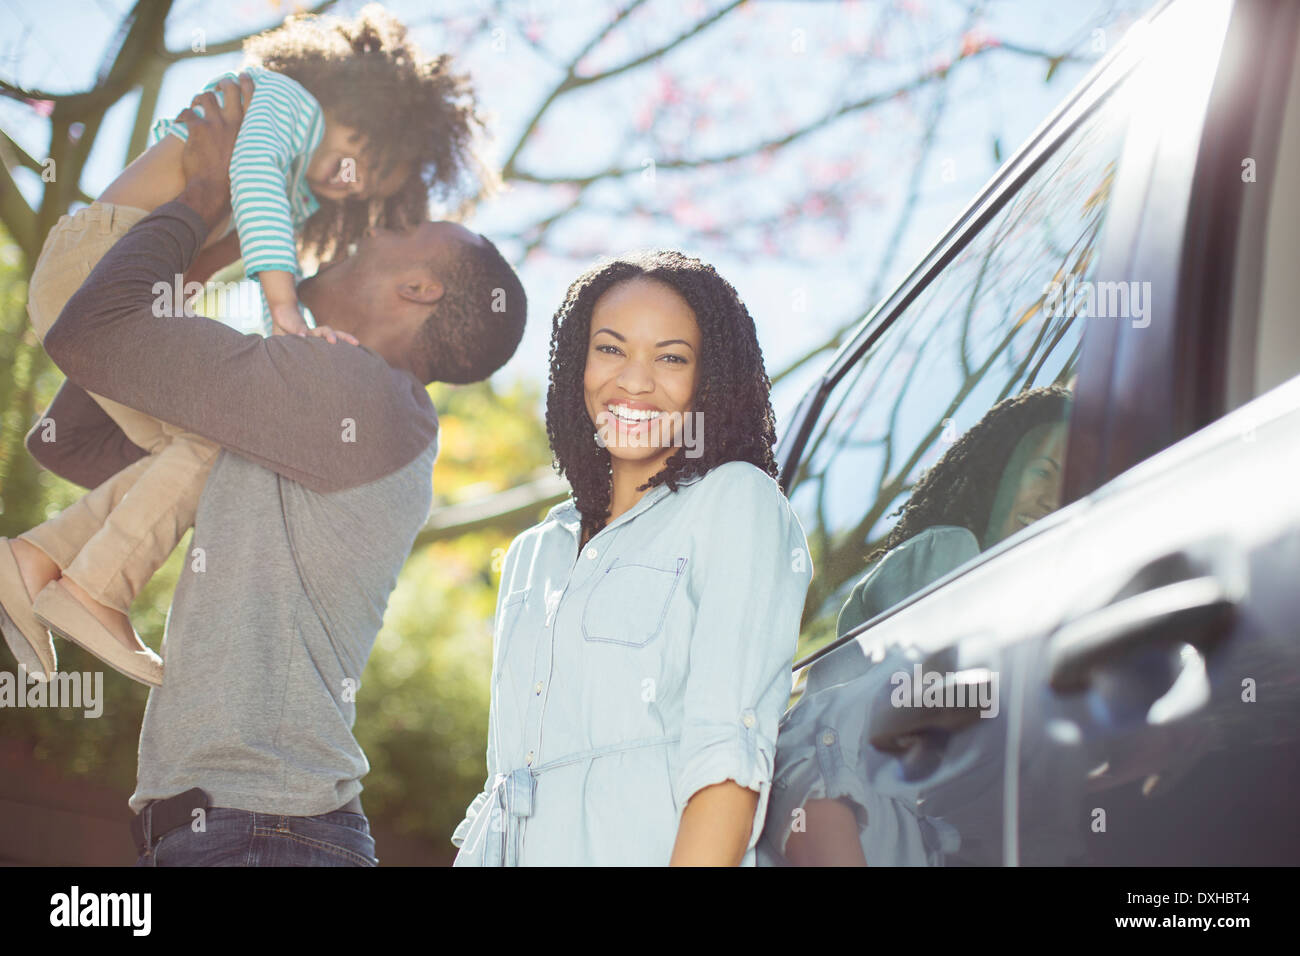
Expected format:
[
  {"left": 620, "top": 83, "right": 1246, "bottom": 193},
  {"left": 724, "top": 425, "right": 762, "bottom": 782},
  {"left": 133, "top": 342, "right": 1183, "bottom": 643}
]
[
  {"left": 35, "top": 200, "right": 440, "bottom": 815},
  {"left": 128, "top": 440, "right": 436, "bottom": 814}
]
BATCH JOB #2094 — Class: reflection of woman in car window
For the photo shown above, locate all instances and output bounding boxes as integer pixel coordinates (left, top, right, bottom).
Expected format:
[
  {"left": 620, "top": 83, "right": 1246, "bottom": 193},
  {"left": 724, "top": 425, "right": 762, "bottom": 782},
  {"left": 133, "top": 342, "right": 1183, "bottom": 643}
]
[
  {"left": 768, "top": 385, "right": 1071, "bottom": 866},
  {"left": 451, "top": 251, "right": 812, "bottom": 866},
  {"left": 816, "top": 385, "right": 1072, "bottom": 693}
]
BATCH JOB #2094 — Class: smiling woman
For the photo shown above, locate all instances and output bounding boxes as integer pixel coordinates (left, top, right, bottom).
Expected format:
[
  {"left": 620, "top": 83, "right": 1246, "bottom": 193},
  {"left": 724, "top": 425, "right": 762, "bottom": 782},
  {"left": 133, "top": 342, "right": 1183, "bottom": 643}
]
[
  {"left": 547, "top": 251, "right": 781, "bottom": 545},
  {"left": 450, "top": 251, "right": 813, "bottom": 866},
  {"left": 584, "top": 276, "right": 702, "bottom": 512}
]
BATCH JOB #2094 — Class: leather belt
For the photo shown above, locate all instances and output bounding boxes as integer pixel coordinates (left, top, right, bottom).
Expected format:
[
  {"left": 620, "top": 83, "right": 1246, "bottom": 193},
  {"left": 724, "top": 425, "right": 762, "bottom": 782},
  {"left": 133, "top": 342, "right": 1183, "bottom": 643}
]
[{"left": 130, "top": 787, "right": 364, "bottom": 852}]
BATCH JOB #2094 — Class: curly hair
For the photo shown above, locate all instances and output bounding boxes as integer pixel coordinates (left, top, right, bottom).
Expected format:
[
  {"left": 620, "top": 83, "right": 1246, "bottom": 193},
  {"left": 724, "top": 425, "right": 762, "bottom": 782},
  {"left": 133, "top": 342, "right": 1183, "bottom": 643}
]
[
  {"left": 866, "top": 384, "right": 1072, "bottom": 564},
  {"left": 546, "top": 251, "right": 778, "bottom": 544},
  {"left": 244, "top": 3, "right": 495, "bottom": 261}
]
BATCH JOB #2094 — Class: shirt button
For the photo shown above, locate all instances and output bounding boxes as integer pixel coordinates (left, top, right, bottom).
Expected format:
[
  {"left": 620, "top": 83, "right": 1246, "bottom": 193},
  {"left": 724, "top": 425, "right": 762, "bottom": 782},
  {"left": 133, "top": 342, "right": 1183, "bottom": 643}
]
[
  {"left": 534, "top": 681, "right": 543, "bottom": 695},
  {"left": 525, "top": 751, "right": 534, "bottom": 766},
  {"left": 585, "top": 548, "right": 598, "bottom": 560},
  {"left": 821, "top": 731, "right": 836, "bottom": 746},
  {"left": 742, "top": 713, "right": 756, "bottom": 728}
]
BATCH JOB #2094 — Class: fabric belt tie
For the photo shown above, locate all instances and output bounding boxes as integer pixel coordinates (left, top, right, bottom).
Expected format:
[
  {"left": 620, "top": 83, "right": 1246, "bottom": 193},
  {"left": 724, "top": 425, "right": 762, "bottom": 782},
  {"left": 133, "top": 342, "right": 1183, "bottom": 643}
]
[
  {"left": 485, "top": 768, "right": 535, "bottom": 866},
  {"left": 505, "top": 767, "right": 535, "bottom": 817}
]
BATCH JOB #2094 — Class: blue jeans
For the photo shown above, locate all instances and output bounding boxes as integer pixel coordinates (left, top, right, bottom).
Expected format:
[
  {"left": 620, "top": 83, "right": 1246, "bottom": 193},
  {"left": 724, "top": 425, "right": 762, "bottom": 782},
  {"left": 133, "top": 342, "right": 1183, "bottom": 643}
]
[{"left": 134, "top": 806, "right": 378, "bottom": 867}]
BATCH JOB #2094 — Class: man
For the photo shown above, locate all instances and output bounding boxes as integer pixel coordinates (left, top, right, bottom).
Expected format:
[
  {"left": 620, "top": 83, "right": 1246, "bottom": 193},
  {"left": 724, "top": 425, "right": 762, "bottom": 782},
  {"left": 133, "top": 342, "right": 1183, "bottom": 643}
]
[{"left": 16, "top": 77, "right": 526, "bottom": 865}]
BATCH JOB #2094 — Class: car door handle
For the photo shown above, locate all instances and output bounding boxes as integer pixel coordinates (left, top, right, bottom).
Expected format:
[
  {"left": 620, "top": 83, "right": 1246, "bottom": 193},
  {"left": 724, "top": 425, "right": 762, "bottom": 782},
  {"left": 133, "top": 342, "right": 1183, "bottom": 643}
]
[
  {"left": 868, "top": 667, "right": 998, "bottom": 754},
  {"left": 1047, "top": 576, "right": 1236, "bottom": 693}
]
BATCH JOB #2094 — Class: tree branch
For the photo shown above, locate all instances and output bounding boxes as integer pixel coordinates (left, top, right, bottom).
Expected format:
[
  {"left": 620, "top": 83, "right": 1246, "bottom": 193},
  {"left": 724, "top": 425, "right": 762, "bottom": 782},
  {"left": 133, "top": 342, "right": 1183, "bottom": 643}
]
[
  {"left": 0, "top": 149, "right": 37, "bottom": 263},
  {"left": 501, "top": 0, "right": 653, "bottom": 179},
  {"left": 158, "top": 0, "right": 339, "bottom": 62},
  {"left": 411, "top": 471, "right": 570, "bottom": 549},
  {"left": 510, "top": 38, "right": 1091, "bottom": 187}
]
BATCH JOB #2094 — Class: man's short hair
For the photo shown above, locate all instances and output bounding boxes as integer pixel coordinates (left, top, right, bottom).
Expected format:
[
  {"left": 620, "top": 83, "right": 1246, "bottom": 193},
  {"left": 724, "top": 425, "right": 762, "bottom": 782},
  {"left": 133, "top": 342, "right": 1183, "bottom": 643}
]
[{"left": 410, "top": 235, "right": 526, "bottom": 384}]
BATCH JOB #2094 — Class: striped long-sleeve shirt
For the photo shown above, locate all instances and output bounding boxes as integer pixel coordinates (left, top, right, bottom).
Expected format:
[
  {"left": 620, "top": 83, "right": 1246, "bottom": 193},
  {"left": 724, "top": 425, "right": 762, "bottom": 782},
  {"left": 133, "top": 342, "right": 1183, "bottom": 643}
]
[{"left": 152, "top": 67, "right": 325, "bottom": 335}]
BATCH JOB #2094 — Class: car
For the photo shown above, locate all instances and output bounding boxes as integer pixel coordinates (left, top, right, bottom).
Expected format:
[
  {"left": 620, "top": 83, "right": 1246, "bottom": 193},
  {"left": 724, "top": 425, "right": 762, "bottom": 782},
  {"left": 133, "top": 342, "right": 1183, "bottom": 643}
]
[{"left": 758, "top": 0, "right": 1300, "bottom": 866}]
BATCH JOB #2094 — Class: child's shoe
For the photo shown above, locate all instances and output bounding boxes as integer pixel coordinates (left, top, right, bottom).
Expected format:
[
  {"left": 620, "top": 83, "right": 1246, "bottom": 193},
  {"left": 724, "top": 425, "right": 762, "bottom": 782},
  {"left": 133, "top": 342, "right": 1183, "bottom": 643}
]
[
  {"left": 33, "top": 580, "right": 163, "bottom": 687},
  {"left": 0, "top": 538, "right": 57, "bottom": 681}
]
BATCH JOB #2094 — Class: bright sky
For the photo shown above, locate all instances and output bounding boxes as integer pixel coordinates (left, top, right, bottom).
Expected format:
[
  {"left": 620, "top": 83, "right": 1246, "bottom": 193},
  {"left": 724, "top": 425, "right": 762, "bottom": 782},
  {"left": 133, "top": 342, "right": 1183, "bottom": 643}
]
[{"left": 2, "top": 0, "right": 1153, "bottom": 428}]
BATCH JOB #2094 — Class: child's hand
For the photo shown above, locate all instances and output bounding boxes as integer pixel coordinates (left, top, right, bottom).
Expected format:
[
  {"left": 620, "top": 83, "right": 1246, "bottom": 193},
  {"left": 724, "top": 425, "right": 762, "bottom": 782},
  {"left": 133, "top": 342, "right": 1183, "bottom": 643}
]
[
  {"left": 301, "top": 326, "right": 359, "bottom": 346},
  {"left": 269, "top": 302, "right": 310, "bottom": 337}
]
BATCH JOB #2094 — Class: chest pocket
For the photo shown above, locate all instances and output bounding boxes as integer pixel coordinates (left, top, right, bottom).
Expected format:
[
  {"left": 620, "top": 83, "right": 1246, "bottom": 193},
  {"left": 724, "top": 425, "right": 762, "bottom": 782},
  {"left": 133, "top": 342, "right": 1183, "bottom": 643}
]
[{"left": 582, "top": 557, "right": 688, "bottom": 647}]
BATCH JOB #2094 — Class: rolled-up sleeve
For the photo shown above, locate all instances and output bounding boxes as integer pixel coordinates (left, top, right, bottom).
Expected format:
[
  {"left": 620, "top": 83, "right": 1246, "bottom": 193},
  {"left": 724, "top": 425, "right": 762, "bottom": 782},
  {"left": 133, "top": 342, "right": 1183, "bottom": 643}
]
[
  {"left": 766, "top": 696, "right": 871, "bottom": 858},
  {"left": 766, "top": 647, "right": 958, "bottom": 865},
  {"left": 673, "top": 462, "right": 812, "bottom": 851}
]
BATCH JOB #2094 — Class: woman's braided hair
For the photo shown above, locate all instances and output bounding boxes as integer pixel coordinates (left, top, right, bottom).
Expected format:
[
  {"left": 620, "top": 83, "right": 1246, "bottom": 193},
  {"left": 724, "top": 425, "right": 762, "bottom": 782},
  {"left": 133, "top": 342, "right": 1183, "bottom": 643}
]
[
  {"left": 546, "top": 251, "right": 778, "bottom": 544},
  {"left": 244, "top": 3, "right": 495, "bottom": 262}
]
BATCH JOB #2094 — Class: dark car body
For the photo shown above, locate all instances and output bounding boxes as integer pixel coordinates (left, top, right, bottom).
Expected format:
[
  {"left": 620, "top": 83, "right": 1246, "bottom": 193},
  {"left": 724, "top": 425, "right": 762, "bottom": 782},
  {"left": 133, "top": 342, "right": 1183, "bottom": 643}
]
[{"left": 761, "top": 0, "right": 1300, "bottom": 865}]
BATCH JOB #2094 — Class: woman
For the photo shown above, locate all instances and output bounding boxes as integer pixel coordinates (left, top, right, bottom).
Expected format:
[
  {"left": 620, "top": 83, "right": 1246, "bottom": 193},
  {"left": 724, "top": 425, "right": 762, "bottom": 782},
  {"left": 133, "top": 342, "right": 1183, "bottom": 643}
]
[{"left": 451, "top": 251, "right": 811, "bottom": 866}]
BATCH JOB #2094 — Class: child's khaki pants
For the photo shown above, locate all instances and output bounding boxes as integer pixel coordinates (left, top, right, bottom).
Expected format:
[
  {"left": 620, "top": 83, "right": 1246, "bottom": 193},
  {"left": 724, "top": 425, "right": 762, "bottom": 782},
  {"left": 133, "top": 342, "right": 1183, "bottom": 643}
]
[{"left": 20, "top": 202, "right": 220, "bottom": 614}]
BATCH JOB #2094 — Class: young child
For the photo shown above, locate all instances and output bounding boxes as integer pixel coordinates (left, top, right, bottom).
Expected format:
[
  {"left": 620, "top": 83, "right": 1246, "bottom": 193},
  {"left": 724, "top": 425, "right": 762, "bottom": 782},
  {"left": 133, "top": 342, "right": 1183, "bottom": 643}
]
[{"left": 0, "top": 5, "right": 490, "bottom": 687}]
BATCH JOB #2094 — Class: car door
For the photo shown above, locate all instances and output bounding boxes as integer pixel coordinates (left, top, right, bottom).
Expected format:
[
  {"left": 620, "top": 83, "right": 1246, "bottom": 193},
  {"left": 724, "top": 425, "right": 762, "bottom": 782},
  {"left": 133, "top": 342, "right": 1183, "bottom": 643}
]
[
  {"left": 758, "top": 0, "right": 1275, "bottom": 866},
  {"left": 1018, "top": 0, "right": 1300, "bottom": 865}
]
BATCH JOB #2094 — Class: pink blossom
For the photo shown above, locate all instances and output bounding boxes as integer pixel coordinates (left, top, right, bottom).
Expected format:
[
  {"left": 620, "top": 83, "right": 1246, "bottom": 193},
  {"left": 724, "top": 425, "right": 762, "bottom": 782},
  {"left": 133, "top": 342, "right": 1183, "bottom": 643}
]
[
  {"left": 635, "top": 102, "right": 655, "bottom": 133},
  {"left": 960, "top": 29, "right": 999, "bottom": 57},
  {"left": 657, "top": 71, "right": 683, "bottom": 106}
]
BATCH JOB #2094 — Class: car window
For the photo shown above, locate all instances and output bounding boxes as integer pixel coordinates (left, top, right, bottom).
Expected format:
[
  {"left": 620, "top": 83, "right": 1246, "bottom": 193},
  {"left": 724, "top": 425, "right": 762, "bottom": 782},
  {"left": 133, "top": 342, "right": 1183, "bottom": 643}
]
[{"left": 787, "top": 84, "right": 1135, "bottom": 687}]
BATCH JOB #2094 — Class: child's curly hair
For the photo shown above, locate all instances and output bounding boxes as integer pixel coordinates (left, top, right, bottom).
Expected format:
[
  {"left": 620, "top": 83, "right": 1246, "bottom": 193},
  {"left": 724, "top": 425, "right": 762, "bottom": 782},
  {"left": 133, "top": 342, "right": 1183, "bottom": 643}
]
[{"left": 244, "top": 3, "right": 496, "bottom": 262}]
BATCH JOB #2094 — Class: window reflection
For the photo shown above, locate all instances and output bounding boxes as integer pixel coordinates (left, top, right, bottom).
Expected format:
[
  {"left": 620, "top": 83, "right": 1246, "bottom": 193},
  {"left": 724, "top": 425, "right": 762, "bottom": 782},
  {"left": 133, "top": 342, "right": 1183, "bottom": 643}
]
[
  {"left": 763, "top": 84, "right": 1135, "bottom": 865},
  {"left": 764, "top": 389, "right": 1072, "bottom": 866},
  {"left": 834, "top": 386, "right": 1071, "bottom": 652},
  {"left": 787, "top": 90, "right": 1130, "bottom": 672}
]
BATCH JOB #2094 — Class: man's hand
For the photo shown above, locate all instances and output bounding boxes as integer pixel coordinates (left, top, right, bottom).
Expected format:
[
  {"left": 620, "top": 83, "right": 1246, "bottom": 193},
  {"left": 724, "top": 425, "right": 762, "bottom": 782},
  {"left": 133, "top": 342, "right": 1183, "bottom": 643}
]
[{"left": 176, "top": 74, "right": 256, "bottom": 231}]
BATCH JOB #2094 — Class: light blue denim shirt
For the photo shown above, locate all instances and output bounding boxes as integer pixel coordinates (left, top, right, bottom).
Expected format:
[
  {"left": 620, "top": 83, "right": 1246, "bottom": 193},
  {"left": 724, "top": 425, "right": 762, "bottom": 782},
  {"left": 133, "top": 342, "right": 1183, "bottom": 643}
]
[{"left": 451, "top": 460, "right": 812, "bottom": 866}]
